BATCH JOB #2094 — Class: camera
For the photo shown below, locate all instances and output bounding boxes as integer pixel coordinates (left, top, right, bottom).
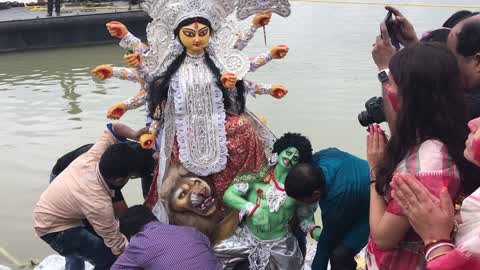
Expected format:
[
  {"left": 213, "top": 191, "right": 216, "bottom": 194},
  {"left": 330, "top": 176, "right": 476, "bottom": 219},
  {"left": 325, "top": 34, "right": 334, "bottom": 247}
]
[{"left": 358, "top": 97, "right": 385, "bottom": 127}]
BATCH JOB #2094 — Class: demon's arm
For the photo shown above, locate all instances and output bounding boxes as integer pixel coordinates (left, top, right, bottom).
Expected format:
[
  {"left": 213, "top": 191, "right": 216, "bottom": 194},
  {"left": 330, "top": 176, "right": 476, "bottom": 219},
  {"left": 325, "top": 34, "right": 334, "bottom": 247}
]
[{"left": 297, "top": 203, "right": 322, "bottom": 241}]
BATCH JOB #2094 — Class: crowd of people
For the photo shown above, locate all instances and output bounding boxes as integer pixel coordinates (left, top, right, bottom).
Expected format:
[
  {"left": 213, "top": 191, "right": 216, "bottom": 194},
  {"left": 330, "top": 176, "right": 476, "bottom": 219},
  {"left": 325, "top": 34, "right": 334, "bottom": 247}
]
[{"left": 31, "top": 3, "right": 480, "bottom": 270}]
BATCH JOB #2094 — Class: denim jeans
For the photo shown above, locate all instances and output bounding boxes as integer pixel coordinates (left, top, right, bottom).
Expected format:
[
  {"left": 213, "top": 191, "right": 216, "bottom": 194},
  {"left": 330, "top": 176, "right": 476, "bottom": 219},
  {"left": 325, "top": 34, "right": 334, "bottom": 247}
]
[{"left": 41, "top": 227, "right": 117, "bottom": 270}]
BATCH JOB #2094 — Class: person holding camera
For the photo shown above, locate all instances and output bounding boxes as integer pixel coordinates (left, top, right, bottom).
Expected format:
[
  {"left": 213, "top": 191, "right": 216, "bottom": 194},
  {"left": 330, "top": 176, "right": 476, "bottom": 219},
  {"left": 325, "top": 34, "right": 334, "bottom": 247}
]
[{"left": 366, "top": 27, "right": 479, "bottom": 269}]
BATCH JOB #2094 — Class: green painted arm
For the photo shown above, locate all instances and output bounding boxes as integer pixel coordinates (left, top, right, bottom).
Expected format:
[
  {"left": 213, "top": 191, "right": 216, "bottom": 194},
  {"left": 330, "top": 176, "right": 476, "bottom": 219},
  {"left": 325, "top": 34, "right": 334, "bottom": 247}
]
[
  {"left": 223, "top": 183, "right": 250, "bottom": 212},
  {"left": 297, "top": 202, "right": 323, "bottom": 241}
]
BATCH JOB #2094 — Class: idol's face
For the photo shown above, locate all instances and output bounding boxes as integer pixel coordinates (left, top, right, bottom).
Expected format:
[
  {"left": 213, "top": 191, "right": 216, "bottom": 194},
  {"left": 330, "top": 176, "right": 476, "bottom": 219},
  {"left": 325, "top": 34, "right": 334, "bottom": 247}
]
[
  {"left": 179, "top": 22, "right": 210, "bottom": 55},
  {"left": 277, "top": 147, "right": 300, "bottom": 170}
]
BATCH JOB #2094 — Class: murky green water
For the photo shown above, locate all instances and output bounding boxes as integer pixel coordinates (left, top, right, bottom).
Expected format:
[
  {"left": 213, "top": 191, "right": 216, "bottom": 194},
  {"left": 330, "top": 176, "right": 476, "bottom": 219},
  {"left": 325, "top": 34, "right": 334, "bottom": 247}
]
[{"left": 0, "top": 0, "right": 477, "bottom": 267}]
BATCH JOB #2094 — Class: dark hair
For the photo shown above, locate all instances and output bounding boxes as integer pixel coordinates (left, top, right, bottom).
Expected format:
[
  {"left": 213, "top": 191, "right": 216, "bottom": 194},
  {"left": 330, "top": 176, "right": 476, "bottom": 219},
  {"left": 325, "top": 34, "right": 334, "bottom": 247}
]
[
  {"left": 273, "top": 133, "right": 313, "bottom": 163},
  {"left": 129, "top": 142, "right": 155, "bottom": 178},
  {"left": 420, "top": 28, "right": 450, "bottom": 43},
  {"left": 99, "top": 143, "right": 146, "bottom": 180},
  {"left": 456, "top": 19, "right": 480, "bottom": 57},
  {"left": 376, "top": 43, "right": 479, "bottom": 195},
  {"left": 442, "top": 10, "right": 476, "bottom": 28},
  {"left": 147, "top": 16, "right": 246, "bottom": 116},
  {"left": 119, "top": 205, "right": 157, "bottom": 240},
  {"left": 285, "top": 163, "right": 326, "bottom": 199}
]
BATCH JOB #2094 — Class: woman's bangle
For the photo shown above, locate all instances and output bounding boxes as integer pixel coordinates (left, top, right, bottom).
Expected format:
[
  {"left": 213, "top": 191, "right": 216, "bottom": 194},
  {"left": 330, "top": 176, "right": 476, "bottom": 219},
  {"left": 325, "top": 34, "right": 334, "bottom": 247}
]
[
  {"left": 370, "top": 180, "right": 377, "bottom": 185},
  {"left": 425, "top": 242, "right": 455, "bottom": 261},
  {"left": 427, "top": 251, "right": 451, "bottom": 262},
  {"left": 423, "top": 239, "right": 452, "bottom": 254}
]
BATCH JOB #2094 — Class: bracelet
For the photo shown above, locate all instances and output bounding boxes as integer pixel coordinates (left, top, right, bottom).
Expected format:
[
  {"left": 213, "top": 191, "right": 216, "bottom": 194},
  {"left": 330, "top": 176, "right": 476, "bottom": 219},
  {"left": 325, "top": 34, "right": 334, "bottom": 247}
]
[
  {"left": 247, "top": 204, "right": 259, "bottom": 217},
  {"left": 370, "top": 180, "right": 377, "bottom": 185},
  {"left": 425, "top": 243, "right": 455, "bottom": 261},
  {"left": 309, "top": 225, "right": 321, "bottom": 238},
  {"left": 427, "top": 251, "right": 451, "bottom": 262},
  {"left": 423, "top": 239, "right": 452, "bottom": 254}
]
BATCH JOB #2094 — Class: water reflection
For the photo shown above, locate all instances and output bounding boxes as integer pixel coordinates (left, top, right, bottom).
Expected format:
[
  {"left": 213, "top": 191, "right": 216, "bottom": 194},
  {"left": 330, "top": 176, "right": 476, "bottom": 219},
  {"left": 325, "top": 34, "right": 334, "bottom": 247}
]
[{"left": 60, "top": 71, "right": 82, "bottom": 115}]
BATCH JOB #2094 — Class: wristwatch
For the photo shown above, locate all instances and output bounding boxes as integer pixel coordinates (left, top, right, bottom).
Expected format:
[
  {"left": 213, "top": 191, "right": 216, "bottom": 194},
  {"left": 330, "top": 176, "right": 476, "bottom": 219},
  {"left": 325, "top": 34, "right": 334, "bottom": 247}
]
[{"left": 378, "top": 68, "right": 390, "bottom": 83}]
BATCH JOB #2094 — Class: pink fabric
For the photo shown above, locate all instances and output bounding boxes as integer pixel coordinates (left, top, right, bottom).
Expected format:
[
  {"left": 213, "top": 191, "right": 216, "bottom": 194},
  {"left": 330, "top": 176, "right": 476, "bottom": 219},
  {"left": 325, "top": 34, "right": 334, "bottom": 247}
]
[
  {"left": 366, "top": 140, "right": 462, "bottom": 270},
  {"left": 427, "top": 249, "right": 480, "bottom": 270}
]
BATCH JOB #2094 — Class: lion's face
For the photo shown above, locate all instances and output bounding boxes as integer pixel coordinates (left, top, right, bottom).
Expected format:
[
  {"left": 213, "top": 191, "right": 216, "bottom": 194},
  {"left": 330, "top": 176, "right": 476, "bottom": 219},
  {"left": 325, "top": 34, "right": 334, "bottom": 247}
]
[{"left": 168, "top": 177, "right": 217, "bottom": 217}]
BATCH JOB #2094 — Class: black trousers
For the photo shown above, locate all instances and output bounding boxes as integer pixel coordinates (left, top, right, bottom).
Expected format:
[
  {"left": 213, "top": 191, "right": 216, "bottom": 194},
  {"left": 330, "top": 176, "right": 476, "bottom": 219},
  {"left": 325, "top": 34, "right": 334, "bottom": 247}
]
[{"left": 47, "top": 0, "right": 61, "bottom": 15}]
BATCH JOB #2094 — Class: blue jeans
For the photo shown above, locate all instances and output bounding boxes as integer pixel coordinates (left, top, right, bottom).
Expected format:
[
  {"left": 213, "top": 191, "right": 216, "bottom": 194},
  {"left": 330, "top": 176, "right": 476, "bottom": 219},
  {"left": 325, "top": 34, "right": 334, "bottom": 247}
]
[
  {"left": 41, "top": 227, "right": 117, "bottom": 270},
  {"left": 48, "top": 174, "right": 102, "bottom": 270}
]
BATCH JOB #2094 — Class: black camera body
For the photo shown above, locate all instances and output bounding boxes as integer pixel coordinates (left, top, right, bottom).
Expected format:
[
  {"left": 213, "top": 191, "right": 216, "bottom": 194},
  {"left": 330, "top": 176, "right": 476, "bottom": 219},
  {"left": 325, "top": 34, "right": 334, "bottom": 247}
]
[{"left": 358, "top": 97, "right": 386, "bottom": 127}]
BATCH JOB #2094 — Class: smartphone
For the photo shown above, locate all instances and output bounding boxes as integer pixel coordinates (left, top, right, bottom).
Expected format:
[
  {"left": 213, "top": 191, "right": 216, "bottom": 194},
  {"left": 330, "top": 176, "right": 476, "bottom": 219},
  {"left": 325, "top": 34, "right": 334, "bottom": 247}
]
[{"left": 384, "top": 11, "right": 401, "bottom": 51}]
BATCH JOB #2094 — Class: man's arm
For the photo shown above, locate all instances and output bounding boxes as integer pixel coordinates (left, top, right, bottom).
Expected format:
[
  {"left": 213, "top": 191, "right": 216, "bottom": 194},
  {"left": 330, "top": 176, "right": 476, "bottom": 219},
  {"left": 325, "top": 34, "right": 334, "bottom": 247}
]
[
  {"left": 111, "top": 123, "right": 148, "bottom": 141},
  {"left": 111, "top": 241, "right": 141, "bottom": 270},
  {"left": 84, "top": 198, "right": 128, "bottom": 256}
]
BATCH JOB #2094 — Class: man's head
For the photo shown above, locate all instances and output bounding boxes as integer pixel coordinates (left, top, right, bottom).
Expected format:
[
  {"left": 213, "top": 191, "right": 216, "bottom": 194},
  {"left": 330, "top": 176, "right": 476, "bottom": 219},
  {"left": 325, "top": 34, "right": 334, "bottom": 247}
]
[
  {"left": 443, "top": 10, "right": 478, "bottom": 28},
  {"left": 272, "top": 133, "right": 313, "bottom": 170},
  {"left": 119, "top": 205, "right": 157, "bottom": 240},
  {"left": 285, "top": 163, "right": 326, "bottom": 204},
  {"left": 99, "top": 143, "right": 152, "bottom": 189},
  {"left": 447, "top": 15, "right": 480, "bottom": 89}
]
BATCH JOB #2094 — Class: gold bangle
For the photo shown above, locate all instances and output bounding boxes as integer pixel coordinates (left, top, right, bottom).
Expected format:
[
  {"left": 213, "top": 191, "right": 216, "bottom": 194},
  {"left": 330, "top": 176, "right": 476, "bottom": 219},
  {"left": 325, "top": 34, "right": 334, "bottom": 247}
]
[{"left": 427, "top": 251, "right": 450, "bottom": 262}]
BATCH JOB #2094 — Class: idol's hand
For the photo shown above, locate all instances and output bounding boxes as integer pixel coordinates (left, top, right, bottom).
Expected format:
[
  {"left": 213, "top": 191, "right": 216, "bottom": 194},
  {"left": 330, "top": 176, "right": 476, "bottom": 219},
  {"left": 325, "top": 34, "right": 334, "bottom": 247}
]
[
  {"left": 270, "top": 85, "right": 288, "bottom": 99},
  {"left": 270, "top": 45, "right": 289, "bottom": 59},
  {"left": 221, "top": 73, "right": 237, "bottom": 89},
  {"left": 311, "top": 227, "right": 322, "bottom": 241},
  {"left": 107, "top": 103, "right": 127, "bottom": 120},
  {"left": 106, "top": 21, "right": 129, "bottom": 38},
  {"left": 257, "top": 115, "right": 268, "bottom": 125},
  {"left": 139, "top": 132, "right": 157, "bottom": 149},
  {"left": 252, "top": 12, "right": 272, "bottom": 28},
  {"left": 91, "top": 65, "right": 113, "bottom": 80},
  {"left": 124, "top": 52, "right": 141, "bottom": 67}
]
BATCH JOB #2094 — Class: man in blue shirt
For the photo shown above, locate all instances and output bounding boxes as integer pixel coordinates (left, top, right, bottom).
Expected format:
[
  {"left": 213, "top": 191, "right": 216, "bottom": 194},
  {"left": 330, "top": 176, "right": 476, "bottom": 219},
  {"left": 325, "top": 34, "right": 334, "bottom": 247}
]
[{"left": 285, "top": 148, "right": 370, "bottom": 270}]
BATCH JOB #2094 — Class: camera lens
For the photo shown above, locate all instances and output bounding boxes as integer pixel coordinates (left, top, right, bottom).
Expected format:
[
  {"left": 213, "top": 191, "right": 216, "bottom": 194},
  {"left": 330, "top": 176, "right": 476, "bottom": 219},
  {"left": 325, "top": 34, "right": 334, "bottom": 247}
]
[
  {"left": 358, "top": 97, "right": 386, "bottom": 127},
  {"left": 358, "top": 111, "right": 373, "bottom": 127}
]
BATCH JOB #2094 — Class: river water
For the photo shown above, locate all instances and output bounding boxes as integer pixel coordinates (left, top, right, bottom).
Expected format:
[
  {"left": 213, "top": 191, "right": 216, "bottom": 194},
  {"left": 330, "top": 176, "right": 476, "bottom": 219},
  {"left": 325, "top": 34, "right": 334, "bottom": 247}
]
[{"left": 0, "top": 0, "right": 478, "bottom": 267}]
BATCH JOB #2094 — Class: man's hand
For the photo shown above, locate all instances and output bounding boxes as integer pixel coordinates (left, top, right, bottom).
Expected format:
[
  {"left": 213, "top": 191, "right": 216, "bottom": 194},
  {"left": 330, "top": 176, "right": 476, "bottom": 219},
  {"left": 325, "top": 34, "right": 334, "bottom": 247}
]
[
  {"left": 107, "top": 103, "right": 127, "bottom": 120},
  {"left": 385, "top": 6, "right": 418, "bottom": 47},
  {"left": 252, "top": 13, "right": 272, "bottom": 28},
  {"left": 124, "top": 52, "right": 141, "bottom": 68},
  {"left": 270, "top": 85, "right": 288, "bottom": 99},
  {"left": 221, "top": 73, "right": 237, "bottom": 89},
  {"left": 391, "top": 174, "right": 454, "bottom": 244},
  {"left": 91, "top": 65, "right": 113, "bottom": 80},
  {"left": 270, "top": 45, "right": 289, "bottom": 59},
  {"left": 372, "top": 21, "right": 396, "bottom": 70},
  {"left": 106, "top": 21, "right": 129, "bottom": 39}
]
